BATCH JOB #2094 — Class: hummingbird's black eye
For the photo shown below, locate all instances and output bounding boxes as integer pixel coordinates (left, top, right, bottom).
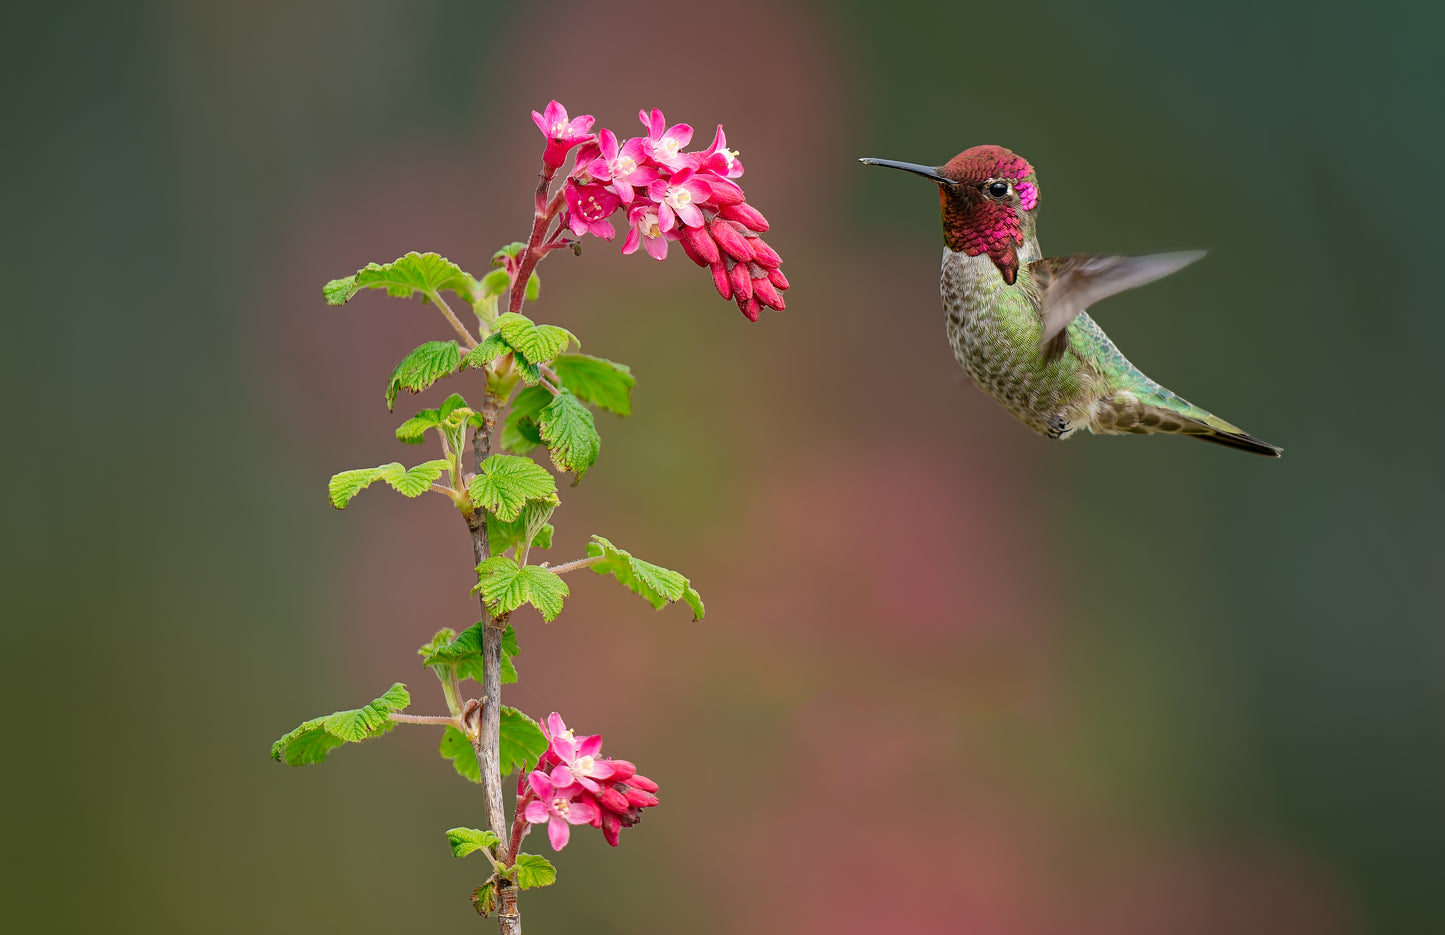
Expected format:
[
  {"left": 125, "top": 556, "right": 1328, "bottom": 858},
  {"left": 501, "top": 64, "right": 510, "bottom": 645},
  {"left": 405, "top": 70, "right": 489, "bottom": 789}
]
[{"left": 987, "top": 181, "right": 1010, "bottom": 199}]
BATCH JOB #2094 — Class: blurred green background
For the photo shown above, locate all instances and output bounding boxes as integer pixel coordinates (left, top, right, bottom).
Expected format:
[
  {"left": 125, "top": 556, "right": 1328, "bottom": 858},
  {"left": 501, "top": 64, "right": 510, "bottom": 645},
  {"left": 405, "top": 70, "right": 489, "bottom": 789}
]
[{"left": 5, "top": 1, "right": 1443, "bottom": 931}]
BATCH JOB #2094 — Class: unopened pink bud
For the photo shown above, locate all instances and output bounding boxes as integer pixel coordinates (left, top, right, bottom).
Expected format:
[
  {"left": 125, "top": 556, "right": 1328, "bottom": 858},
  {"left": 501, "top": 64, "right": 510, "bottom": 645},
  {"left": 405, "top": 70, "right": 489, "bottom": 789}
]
[
  {"left": 623, "top": 787, "right": 660, "bottom": 808},
  {"left": 753, "top": 276, "right": 785, "bottom": 310},
  {"left": 711, "top": 220, "right": 754, "bottom": 262},
  {"left": 601, "top": 810, "right": 622, "bottom": 847},
  {"left": 749, "top": 237, "right": 782, "bottom": 269},
  {"left": 718, "top": 202, "right": 770, "bottom": 232},
  {"left": 605, "top": 759, "right": 638, "bottom": 782},
  {"left": 627, "top": 773, "right": 659, "bottom": 793},
  {"left": 768, "top": 267, "right": 790, "bottom": 291},
  {"left": 599, "top": 785, "right": 631, "bottom": 814},
  {"left": 729, "top": 262, "right": 753, "bottom": 303},
  {"left": 705, "top": 177, "right": 746, "bottom": 206},
  {"left": 710, "top": 261, "right": 732, "bottom": 300},
  {"left": 678, "top": 225, "right": 720, "bottom": 267},
  {"left": 740, "top": 294, "right": 761, "bottom": 322}
]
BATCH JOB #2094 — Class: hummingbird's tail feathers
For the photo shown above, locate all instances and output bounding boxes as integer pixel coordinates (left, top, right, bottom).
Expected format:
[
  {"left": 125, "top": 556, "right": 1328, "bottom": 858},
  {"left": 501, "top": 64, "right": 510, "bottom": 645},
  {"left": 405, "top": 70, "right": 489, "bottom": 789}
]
[
  {"left": 1089, "top": 390, "right": 1282, "bottom": 457},
  {"left": 1029, "top": 251, "right": 1206, "bottom": 353},
  {"left": 1184, "top": 425, "right": 1283, "bottom": 457}
]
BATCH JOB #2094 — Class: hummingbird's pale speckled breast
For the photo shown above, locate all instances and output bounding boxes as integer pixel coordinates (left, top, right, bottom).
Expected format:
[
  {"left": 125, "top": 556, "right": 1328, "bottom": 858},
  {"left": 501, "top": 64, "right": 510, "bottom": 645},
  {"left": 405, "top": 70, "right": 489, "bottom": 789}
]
[{"left": 939, "top": 242, "right": 1100, "bottom": 438}]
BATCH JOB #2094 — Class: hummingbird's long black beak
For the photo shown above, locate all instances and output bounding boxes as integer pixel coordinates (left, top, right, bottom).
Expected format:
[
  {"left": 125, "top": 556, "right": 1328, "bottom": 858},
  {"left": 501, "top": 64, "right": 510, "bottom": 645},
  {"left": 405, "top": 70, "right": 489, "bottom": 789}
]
[{"left": 858, "top": 158, "right": 957, "bottom": 185}]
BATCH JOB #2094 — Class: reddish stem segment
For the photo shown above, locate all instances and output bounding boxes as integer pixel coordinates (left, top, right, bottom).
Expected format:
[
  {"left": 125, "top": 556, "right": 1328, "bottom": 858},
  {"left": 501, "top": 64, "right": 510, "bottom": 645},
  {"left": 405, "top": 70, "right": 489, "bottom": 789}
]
[{"left": 508, "top": 167, "right": 568, "bottom": 314}]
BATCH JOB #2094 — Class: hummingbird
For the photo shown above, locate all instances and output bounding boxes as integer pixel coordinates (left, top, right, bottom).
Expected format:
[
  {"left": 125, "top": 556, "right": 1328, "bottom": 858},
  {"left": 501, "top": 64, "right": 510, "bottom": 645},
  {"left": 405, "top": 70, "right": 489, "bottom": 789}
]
[{"left": 860, "top": 146, "right": 1281, "bottom": 457}]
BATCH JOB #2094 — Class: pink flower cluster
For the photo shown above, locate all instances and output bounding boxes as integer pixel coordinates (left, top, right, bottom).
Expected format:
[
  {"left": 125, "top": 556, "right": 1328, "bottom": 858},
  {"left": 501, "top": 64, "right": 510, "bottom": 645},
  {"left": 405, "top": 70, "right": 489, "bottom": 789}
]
[
  {"left": 519, "top": 713, "right": 659, "bottom": 850},
  {"left": 531, "top": 101, "right": 789, "bottom": 321}
]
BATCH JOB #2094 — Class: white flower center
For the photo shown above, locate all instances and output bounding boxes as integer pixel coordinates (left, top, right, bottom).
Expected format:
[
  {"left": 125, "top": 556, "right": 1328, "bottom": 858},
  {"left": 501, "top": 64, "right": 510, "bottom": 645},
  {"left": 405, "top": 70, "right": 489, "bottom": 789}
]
[
  {"left": 722, "top": 149, "right": 738, "bottom": 169},
  {"left": 641, "top": 212, "right": 661, "bottom": 238},
  {"left": 666, "top": 186, "right": 691, "bottom": 209},
  {"left": 550, "top": 121, "right": 569, "bottom": 138},
  {"left": 573, "top": 755, "right": 595, "bottom": 775},
  {"left": 614, "top": 155, "right": 636, "bottom": 176},
  {"left": 552, "top": 797, "right": 570, "bottom": 815},
  {"left": 656, "top": 138, "right": 679, "bottom": 160}
]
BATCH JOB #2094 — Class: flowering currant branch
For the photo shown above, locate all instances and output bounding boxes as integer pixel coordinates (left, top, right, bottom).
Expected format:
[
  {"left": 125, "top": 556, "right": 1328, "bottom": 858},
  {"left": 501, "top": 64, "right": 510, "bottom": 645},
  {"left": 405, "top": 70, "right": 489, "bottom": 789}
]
[{"left": 272, "top": 100, "right": 780, "bottom": 932}]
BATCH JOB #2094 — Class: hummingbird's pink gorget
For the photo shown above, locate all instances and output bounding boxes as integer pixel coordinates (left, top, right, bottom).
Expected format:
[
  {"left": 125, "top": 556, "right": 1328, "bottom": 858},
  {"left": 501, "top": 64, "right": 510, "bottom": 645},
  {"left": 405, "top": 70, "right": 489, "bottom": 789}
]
[{"left": 936, "top": 145, "right": 1040, "bottom": 285}]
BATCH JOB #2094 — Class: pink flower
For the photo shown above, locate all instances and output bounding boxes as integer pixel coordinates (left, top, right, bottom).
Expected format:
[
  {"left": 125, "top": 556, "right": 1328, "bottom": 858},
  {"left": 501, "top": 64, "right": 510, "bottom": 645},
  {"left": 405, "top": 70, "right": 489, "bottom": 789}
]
[
  {"left": 523, "top": 770, "right": 600, "bottom": 851},
  {"left": 647, "top": 167, "right": 711, "bottom": 231},
  {"left": 622, "top": 203, "right": 673, "bottom": 260},
  {"left": 639, "top": 107, "right": 693, "bottom": 170},
  {"left": 563, "top": 181, "right": 621, "bottom": 240},
  {"left": 531, "top": 100, "right": 595, "bottom": 169},
  {"left": 693, "top": 125, "right": 745, "bottom": 179},
  {"left": 542, "top": 712, "right": 618, "bottom": 792},
  {"left": 584, "top": 130, "right": 659, "bottom": 204}
]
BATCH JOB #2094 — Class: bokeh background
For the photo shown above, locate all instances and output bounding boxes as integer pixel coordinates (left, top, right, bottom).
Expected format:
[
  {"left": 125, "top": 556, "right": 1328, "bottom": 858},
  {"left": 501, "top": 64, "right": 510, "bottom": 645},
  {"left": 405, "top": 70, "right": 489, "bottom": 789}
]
[{"left": 5, "top": 1, "right": 1443, "bottom": 932}]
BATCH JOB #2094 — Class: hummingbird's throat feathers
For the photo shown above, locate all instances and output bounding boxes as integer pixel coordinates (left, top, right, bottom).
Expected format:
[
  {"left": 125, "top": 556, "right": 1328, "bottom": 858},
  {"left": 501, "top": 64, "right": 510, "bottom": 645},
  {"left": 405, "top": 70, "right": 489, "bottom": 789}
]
[{"left": 940, "top": 189, "right": 1032, "bottom": 286}]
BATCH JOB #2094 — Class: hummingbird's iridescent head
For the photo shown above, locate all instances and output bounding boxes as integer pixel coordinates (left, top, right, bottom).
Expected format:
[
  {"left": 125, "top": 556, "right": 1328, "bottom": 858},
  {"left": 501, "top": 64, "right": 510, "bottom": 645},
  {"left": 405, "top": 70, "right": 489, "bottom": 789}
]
[{"left": 860, "top": 145, "right": 1039, "bottom": 285}]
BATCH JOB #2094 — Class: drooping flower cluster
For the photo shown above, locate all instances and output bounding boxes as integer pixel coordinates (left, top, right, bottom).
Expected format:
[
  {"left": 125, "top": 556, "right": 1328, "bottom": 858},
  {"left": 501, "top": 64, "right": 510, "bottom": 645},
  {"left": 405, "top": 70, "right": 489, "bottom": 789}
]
[
  {"left": 519, "top": 713, "right": 659, "bottom": 850},
  {"left": 531, "top": 101, "right": 789, "bottom": 321}
]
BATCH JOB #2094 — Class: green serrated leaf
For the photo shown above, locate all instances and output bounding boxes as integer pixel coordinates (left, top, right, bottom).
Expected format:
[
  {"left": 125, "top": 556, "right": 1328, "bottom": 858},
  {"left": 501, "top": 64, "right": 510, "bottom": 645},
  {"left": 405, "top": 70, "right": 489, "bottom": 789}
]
[
  {"left": 499, "top": 707, "right": 548, "bottom": 776},
  {"left": 328, "top": 466, "right": 385, "bottom": 509},
  {"left": 472, "top": 881, "right": 497, "bottom": 917},
  {"left": 345, "top": 251, "right": 480, "bottom": 305},
  {"left": 323, "top": 276, "right": 359, "bottom": 305},
  {"left": 270, "top": 717, "right": 343, "bottom": 766},
  {"left": 502, "top": 387, "right": 552, "bottom": 455},
  {"left": 386, "top": 340, "right": 461, "bottom": 410},
  {"left": 538, "top": 391, "right": 600, "bottom": 482},
  {"left": 585, "top": 535, "right": 706, "bottom": 620},
  {"left": 418, "top": 628, "right": 456, "bottom": 660},
  {"left": 479, "top": 267, "right": 510, "bottom": 298},
  {"left": 440, "top": 725, "right": 481, "bottom": 782},
  {"left": 395, "top": 408, "right": 442, "bottom": 445},
  {"left": 553, "top": 354, "right": 634, "bottom": 416},
  {"left": 438, "top": 393, "right": 469, "bottom": 419},
  {"left": 495, "top": 313, "right": 577, "bottom": 366},
  {"left": 271, "top": 684, "right": 409, "bottom": 765},
  {"left": 474, "top": 557, "right": 569, "bottom": 621},
  {"left": 445, "top": 827, "right": 500, "bottom": 859},
  {"left": 424, "top": 622, "right": 521, "bottom": 685},
  {"left": 467, "top": 455, "right": 558, "bottom": 523},
  {"left": 377, "top": 460, "right": 448, "bottom": 498},
  {"left": 513, "top": 853, "right": 557, "bottom": 889},
  {"left": 465, "top": 333, "right": 512, "bottom": 369}
]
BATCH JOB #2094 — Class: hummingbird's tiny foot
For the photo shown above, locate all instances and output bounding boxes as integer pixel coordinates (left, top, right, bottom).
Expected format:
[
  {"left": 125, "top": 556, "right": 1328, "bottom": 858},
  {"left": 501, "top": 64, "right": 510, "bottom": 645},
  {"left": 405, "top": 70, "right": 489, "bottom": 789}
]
[{"left": 1045, "top": 416, "right": 1069, "bottom": 440}]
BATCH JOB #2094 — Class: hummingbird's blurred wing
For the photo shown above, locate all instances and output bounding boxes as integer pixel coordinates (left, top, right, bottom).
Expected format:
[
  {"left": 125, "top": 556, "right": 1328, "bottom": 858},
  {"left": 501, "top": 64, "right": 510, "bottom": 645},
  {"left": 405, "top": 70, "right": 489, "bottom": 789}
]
[{"left": 1030, "top": 251, "right": 1206, "bottom": 359}]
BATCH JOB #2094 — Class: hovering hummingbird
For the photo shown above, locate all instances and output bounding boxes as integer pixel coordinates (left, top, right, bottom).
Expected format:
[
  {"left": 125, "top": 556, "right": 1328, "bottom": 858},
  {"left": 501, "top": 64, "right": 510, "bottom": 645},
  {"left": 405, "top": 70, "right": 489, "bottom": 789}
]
[{"left": 860, "top": 146, "right": 1281, "bottom": 456}]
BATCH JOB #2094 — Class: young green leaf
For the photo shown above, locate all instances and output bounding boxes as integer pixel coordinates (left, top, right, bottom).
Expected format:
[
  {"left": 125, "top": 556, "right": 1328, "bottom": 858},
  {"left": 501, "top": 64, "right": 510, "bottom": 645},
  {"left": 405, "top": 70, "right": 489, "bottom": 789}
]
[
  {"left": 491, "top": 242, "right": 526, "bottom": 265},
  {"left": 472, "top": 881, "right": 497, "bottom": 917},
  {"left": 501, "top": 386, "right": 551, "bottom": 454},
  {"left": 479, "top": 267, "right": 510, "bottom": 298},
  {"left": 487, "top": 502, "right": 555, "bottom": 558},
  {"left": 395, "top": 409, "right": 441, "bottom": 445},
  {"left": 467, "top": 455, "right": 558, "bottom": 523},
  {"left": 512, "top": 854, "right": 557, "bottom": 889},
  {"left": 323, "top": 277, "right": 359, "bottom": 305},
  {"left": 553, "top": 354, "right": 635, "bottom": 416},
  {"left": 421, "top": 622, "right": 520, "bottom": 685},
  {"left": 445, "top": 827, "right": 500, "bottom": 859},
  {"left": 499, "top": 706, "right": 548, "bottom": 776},
  {"left": 474, "top": 557, "right": 569, "bottom": 621},
  {"left": 440, "top": 725, "right": 481, "bottom": 782},
  {"left": 538, "top": 391, "right": 600, "bottom": 481},
  {"left": 464, "top": 333, "right": 511, "bottom": 369},
  {"left": 495, "top": 313, "right": 577, "bottom": 366},
  {"left": 328, "top": 466, "right": 386, "bottom": 509},
  {"left": 386, "top": 340, "right": 461, "bottom": 410},
  {"left": 328, "top": 461, "right": 448, "bottom": 507},
  {"left": 329, "top": 251, "right": 480, "bottom": 306},
  {"left": 270, "top": 683, "right": 411, "bottom": 765},
  {"left": 525, "top": 271, "right": 541, "bottom": 303},
  {"left": 585, "top": 536, "right": 706, "bottom": 620}
]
